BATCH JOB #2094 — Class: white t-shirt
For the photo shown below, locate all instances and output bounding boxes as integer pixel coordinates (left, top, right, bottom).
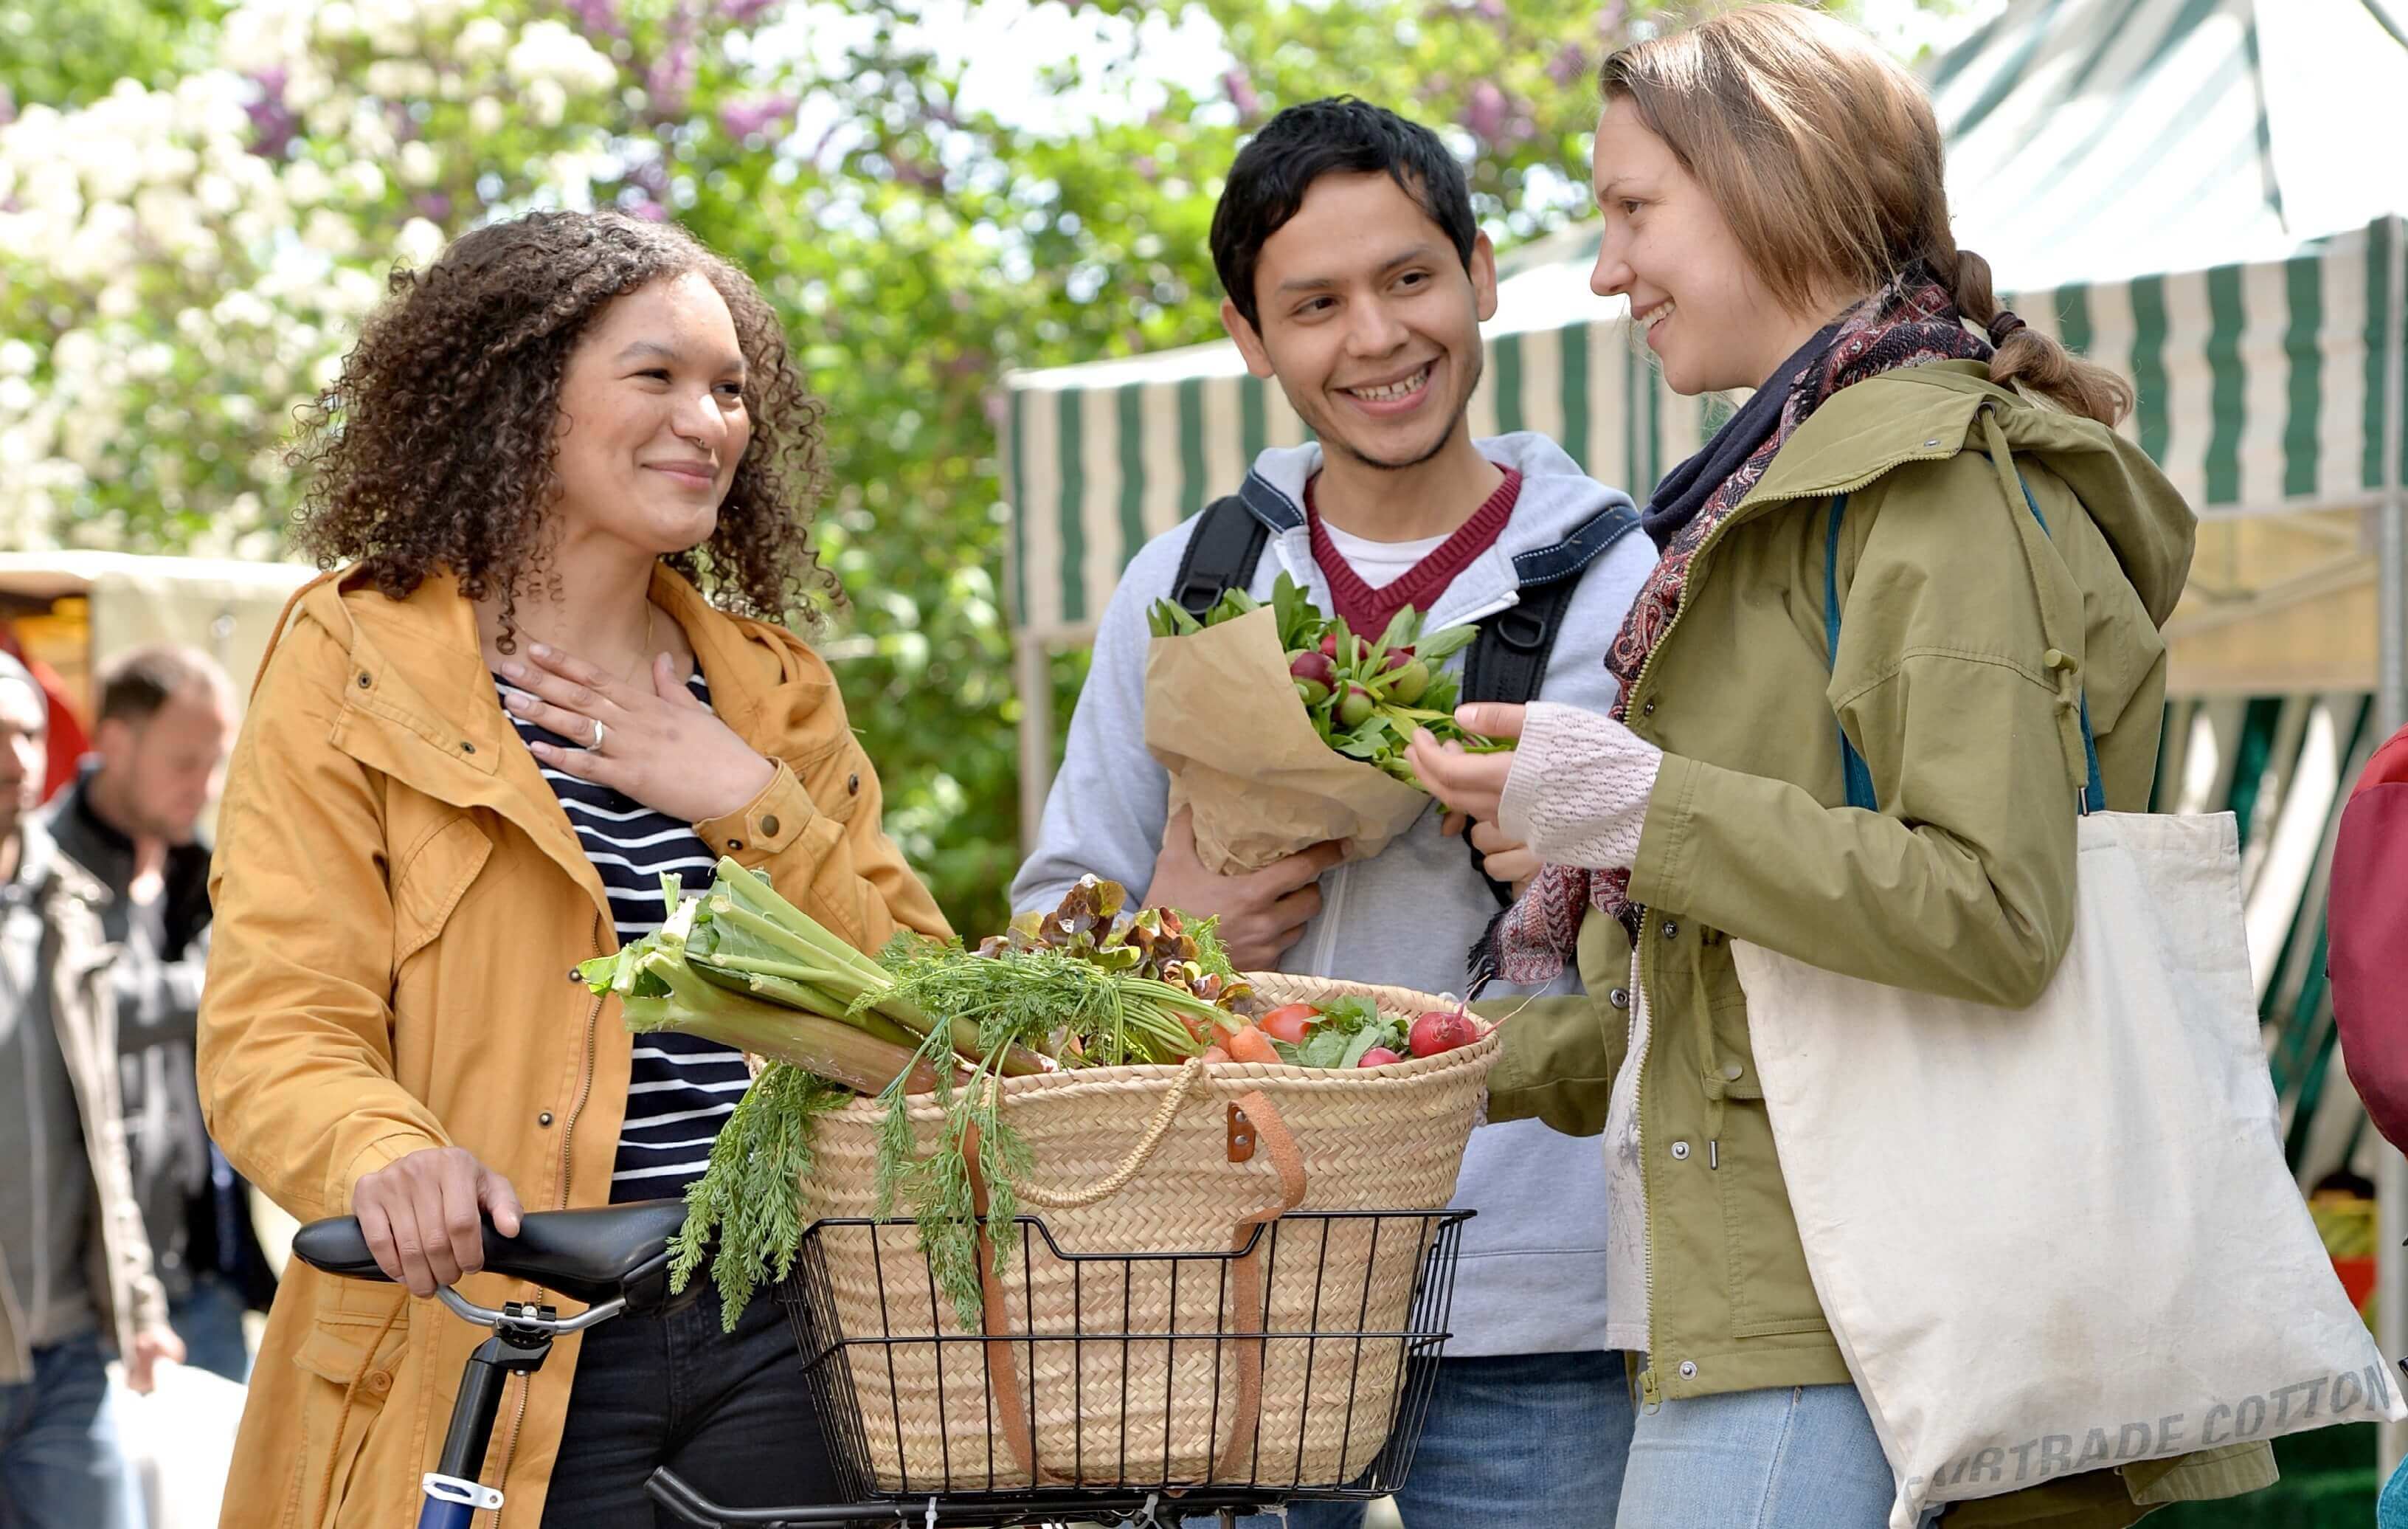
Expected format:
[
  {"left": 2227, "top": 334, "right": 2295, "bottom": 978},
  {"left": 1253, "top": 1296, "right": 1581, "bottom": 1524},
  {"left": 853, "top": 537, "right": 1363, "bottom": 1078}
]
[{"left": 1318, "top": 522, "right": 1450, "bottom": 590}]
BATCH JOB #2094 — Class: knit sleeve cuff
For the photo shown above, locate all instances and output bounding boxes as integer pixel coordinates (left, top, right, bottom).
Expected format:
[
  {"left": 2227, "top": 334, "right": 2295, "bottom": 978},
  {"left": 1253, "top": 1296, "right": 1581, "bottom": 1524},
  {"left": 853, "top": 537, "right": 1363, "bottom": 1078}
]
[{"left": 1496, "top": 702, "right": 1665, "bottom": 872}]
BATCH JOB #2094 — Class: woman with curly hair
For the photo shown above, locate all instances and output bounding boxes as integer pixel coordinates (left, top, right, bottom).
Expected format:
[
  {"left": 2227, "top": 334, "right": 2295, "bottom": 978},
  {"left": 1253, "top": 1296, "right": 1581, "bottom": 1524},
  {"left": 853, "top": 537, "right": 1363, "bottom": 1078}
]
[{"left": 197, "top": 209, "right": 949, "bottom": 1527}]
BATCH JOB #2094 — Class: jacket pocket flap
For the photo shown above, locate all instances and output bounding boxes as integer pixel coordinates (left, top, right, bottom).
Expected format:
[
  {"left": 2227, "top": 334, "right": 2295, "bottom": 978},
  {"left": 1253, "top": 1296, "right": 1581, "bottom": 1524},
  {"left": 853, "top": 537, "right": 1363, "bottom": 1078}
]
[
  {"left": 293, "top": 1322, "right": 383, "bottom": 1386},
  {"left": 392, "top": 814, "right": 491, "bottom": 966}
]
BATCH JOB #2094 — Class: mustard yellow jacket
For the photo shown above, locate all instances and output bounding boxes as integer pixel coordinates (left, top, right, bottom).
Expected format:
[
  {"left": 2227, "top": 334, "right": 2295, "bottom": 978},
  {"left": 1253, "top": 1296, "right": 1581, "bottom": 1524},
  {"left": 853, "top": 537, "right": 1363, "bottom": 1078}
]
[{"left": 198, "top": 563, "right": 948, "bottom": 1528}]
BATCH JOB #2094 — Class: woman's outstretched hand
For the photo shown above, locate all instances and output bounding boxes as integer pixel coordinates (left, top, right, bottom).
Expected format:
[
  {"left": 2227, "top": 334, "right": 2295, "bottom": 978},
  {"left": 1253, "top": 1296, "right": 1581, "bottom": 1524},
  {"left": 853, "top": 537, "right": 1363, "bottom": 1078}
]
[
  {"left": 1406, "top": 702, "right": 1526, "bottom": 826},
  {"left": 500, "top": 642, "right": 776, "bottom": 824}
]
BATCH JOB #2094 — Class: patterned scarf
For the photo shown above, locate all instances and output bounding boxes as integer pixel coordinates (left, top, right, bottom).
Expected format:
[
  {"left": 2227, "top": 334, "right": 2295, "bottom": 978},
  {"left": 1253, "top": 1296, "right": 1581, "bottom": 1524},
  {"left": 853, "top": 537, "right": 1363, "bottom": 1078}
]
[{"left": 1478, "top": 266, "right": 1993, "bottom": 987}]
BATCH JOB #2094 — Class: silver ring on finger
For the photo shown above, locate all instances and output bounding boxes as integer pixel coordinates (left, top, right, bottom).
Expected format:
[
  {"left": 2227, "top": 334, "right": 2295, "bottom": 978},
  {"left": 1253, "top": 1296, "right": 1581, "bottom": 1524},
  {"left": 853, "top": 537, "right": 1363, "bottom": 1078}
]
[{"left": 588, "top": 719, "right": 609, "bottom": 753}]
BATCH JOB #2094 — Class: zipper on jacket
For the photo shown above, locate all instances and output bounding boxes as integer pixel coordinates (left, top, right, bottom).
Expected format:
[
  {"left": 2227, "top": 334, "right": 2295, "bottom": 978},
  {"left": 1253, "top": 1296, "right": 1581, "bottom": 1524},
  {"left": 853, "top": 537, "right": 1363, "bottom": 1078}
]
[
  {"left": 1633, "top": 936, "right": 1662, "bottom": 1412},
  {"left": 482, "top": 914, "right": 608, "bottom": 1525},
  {"left": 1309, "top": 862, "right": 1349, "bottom": 976}
]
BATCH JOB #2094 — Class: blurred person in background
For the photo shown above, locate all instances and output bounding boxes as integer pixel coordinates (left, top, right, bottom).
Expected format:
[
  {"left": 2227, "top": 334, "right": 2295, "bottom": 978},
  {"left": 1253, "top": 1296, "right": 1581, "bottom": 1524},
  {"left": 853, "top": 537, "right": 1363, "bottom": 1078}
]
[
  {"left": 39, "top": 646, "right": 273, "bottom": 1383},
  {"left": 1, "top": 649, "right": 184, "bottom": 1529},
  {"left": 2331, "top": 717, "right": 2408, "bottom": 1525}
]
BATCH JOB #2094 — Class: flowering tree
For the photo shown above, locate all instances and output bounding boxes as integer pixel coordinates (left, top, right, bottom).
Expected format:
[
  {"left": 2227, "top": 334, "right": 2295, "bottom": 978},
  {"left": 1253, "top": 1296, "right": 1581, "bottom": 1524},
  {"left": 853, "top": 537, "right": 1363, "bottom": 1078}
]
[{"left": 0, "top": 0, "right": 1945, "bottom": 931}]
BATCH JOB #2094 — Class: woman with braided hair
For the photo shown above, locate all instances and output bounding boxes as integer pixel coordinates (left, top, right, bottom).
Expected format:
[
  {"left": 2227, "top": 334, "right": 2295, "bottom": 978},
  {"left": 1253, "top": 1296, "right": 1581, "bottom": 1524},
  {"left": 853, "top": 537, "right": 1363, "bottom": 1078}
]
[{"left": 198, "top": 210, "right": 949, "bottom": 1526}]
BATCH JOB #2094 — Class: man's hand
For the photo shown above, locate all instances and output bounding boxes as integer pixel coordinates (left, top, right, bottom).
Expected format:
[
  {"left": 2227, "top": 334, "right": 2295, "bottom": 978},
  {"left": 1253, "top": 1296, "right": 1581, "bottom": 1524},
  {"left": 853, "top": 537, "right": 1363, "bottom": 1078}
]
[
  {"left": 1453, "top": 817, "right": 1539, "bottom": 895},
  {"left": 352, "top": 1147, "right": 525, "bottom": 1299},
  {"left": 1145, "top": 807, "right": 1346, "bottom": 971},
  {"left": 125, "top": 1324, "right": 184, "bottom": 1394}
]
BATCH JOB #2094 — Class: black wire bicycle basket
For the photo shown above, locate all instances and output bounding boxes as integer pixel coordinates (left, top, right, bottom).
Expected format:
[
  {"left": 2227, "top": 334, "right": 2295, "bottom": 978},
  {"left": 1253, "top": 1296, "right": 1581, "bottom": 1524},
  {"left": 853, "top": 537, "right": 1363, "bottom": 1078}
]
[{"left": 777, "top": 1209, "right": 1470, "bottom": 1523}]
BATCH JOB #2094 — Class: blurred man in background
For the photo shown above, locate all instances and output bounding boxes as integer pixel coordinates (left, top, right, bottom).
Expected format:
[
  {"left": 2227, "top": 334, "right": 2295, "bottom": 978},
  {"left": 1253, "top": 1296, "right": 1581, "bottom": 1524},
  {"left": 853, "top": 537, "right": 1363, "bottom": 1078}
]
[
  {"left": 1, "top": 649, "right": 181, "bottom": 1528},
  {"left": 41, "top": 646, "right": 270, "bottom": 1383}
]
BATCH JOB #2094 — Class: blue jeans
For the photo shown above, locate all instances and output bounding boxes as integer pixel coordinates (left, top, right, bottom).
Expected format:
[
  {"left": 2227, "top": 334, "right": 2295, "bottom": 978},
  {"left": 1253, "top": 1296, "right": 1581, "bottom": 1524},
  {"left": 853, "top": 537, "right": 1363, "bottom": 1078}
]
[
  {"left": 0, "top": 1333, "right": 143, "bottom": 1529},
  {"left": 1616, "top": 1379, "right": 1897, "bottom": 1528},
  {"left": 1220, "top": 1349, "right": 1635, "bottom": 1528},
  {"left": 166, "top": 1275, "right": 252, "bottom": 1384}
]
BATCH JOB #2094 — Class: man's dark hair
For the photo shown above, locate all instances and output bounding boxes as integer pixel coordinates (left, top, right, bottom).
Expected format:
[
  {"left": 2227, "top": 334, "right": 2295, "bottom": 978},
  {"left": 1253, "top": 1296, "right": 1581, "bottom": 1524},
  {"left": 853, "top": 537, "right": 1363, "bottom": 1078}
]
[
  {"left": 97, "top": 645, "right": 229, "bottom": 727},
  {"left": 1209, "top": 96, "right": 1478, "bottom": 330}
]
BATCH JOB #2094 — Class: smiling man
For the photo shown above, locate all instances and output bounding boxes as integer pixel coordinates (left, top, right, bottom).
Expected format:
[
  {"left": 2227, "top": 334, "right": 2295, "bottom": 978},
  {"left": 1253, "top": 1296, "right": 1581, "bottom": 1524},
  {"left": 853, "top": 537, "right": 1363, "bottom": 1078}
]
[{"left": 1013, "top": 97, "right": 1657, "bottom": 1526}]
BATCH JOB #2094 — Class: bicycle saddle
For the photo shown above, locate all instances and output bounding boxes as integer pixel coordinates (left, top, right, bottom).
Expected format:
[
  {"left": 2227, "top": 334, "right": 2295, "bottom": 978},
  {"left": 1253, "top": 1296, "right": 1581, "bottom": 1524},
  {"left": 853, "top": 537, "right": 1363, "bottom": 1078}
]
[{"left": 290, "top": 1200, "right": 695, "bottom": 1312}]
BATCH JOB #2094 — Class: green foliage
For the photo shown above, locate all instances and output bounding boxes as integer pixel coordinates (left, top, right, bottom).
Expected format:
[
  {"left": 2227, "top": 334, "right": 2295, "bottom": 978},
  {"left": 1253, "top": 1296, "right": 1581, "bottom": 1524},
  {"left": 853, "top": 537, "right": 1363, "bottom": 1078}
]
[
  {"left": 0, "top": 0, "right": 1954, "bottom": 935},
  {"left": 669, "top": 1059, "right": 851, "bottom": 1327}
]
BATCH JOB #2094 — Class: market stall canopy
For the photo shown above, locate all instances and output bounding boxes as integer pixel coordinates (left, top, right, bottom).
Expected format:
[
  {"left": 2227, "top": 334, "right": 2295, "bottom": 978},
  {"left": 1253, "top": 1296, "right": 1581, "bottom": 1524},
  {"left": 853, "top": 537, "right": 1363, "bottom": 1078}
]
[
  {"left": 0, "top": 550, "right": 318, "bottom": 717},
  {"left": 1001, "top": 0, "right": 2408, "bottom": 700}
]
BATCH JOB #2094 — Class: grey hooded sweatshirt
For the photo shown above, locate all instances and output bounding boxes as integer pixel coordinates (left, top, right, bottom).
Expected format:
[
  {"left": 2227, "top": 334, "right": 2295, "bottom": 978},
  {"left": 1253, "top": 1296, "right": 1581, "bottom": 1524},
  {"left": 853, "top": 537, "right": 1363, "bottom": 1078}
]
[{"left": 1014, "top": 432, "right": 1658, "bottom": 1357}]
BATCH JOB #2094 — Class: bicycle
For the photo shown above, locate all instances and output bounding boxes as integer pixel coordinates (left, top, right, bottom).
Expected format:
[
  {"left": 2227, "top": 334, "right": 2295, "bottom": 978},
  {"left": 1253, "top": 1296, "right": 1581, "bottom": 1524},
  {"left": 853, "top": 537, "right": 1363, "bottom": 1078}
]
[{"left": 292, "top": 1201, "right": 1467, "bottom": 1528}]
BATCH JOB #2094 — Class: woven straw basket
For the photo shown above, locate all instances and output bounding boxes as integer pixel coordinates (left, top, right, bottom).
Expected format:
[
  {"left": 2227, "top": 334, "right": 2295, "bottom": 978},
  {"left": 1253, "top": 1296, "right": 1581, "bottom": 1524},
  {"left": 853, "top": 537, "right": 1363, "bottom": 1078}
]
[{"left": 797, "top": 973, "right": 1497, "bottom": 1494}]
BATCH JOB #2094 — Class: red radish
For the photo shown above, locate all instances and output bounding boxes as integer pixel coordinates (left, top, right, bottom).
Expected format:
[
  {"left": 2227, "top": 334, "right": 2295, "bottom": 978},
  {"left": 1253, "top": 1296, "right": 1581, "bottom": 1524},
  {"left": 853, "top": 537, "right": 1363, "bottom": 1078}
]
[
  {"left": 1357, "top": 1046, "right": 1403, "bottom": 1068},
  {"left": 1259, "top": 1003, "right": 1319, "bottom": 1044},
  {"left": 1289, "top": 650, "right": 1335, "bottom": 688},
  {"left": 1408, "top": 1008, "right": 1479, "bottom": 1057}
]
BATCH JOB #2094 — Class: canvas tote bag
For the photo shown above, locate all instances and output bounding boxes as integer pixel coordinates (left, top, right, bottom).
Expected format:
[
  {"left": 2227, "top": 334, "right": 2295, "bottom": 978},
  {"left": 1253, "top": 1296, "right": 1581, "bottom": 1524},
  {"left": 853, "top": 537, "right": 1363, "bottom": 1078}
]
[{"left": 1730, "top": 427, "right": 2401, "bottom": 1529}]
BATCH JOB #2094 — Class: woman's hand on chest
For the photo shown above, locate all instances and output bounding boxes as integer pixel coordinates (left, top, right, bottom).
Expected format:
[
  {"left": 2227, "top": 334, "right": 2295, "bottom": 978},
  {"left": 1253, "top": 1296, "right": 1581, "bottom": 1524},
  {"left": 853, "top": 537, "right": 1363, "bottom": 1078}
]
[{"left": 499, "top": 643, "right": 777, "bottom": 824}]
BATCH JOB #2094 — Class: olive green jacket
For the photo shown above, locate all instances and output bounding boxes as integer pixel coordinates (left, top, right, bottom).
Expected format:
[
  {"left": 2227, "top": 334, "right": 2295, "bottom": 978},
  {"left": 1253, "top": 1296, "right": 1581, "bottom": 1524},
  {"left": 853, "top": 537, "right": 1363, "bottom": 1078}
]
[{"left": 1485, "top": 363, "right": 2277, "bottom": 1523}]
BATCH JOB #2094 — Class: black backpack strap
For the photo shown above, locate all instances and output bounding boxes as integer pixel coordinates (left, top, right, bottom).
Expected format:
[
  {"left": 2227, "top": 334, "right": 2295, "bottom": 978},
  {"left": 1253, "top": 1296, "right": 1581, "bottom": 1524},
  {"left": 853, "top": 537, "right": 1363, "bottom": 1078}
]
[
  {"left": 1456, "top": 573, "right": 1585, "bottom": 907},
  {"left": 1169, "top": 495, "right": 1270, "bottom": 619},
  {"left": 1455, "top": 500, "right": 1647, "bottom": 908}
]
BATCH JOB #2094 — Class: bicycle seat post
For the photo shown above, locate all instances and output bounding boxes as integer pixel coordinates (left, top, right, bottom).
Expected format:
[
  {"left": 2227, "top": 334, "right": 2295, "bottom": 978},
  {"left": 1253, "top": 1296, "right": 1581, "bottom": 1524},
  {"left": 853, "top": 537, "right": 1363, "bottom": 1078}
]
[{"left": 419, "top": 1301, "right": 560, "bottom": 1529}]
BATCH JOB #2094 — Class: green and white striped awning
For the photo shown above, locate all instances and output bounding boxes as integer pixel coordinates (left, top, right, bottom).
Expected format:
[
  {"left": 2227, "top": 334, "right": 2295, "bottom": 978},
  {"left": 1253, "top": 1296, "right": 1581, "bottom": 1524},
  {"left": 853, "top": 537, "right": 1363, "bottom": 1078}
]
[
  {"left": 1006, "top": 217, "right": 2407, "bottom": 644},
  {"left": 1002, "top": 0, "right": 2408, "bottom": 648}
]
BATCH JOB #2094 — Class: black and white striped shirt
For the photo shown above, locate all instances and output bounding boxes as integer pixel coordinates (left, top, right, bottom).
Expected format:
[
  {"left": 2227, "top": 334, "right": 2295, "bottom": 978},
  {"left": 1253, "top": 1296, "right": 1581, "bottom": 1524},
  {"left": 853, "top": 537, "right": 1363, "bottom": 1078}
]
[{"left": 497, "top": 669, "right": 749, "bottom": 1203}]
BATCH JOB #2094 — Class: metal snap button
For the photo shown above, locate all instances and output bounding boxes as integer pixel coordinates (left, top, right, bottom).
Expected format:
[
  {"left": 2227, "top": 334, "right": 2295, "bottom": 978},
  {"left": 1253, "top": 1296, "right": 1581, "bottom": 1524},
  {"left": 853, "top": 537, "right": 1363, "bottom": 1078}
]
[
  {"left": 1661, "top": 920, "right": 1680, "bottom": 940},
  {"left": 758, "top": 814, "right": 781, "bottom": 838},
  {"left": 726, "top": 838, "right": 744, "bottom": 851},
  {"left": 1670, "top": 1141, "right": 1690, "bottom": 1160},
  {"left": 847, "top": 772, "right": 861, "bottom": 795},
  {"left": 1608, "top": 987, "right": 1629, "bottom": 1010},
  {"left": 460, "top": 742, "right": 475, "bottom": 754},
  {"left": 1722, "top": 1062, "right": 1743, "bottom": 1081},
  {"left": 1678, "top": 1360, "right": 1698, "bottom": 1378},
  {"left": 356, "top": 673, "right": 372, "bottom": 688},
  {"left": 1641, "top": 699, "right": 1657, "bottom": 717},
  {"left": 537, "top": 1111, "right": 554, "bottom": 1128}
]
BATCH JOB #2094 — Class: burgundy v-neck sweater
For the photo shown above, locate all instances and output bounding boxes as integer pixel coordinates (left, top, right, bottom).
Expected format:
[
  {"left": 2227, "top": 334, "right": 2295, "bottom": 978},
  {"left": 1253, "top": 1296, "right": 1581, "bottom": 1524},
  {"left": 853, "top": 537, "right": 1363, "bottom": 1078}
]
[{"left": 1304, "top": 466, "right": 1523, "bottom": 637}]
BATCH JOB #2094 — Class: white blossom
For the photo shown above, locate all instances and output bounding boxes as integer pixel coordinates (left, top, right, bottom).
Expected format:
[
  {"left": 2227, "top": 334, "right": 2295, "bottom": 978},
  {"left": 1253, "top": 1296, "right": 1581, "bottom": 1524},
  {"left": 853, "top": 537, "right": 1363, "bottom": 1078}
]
[
  {"left": 506, "top": 21, "right": 617, "bottom": 95},
  {"left": 394, "top": 216, "right": 448, "bottom": 269},
  {"left": 453, "top": 15, "right": 511, "bottom": 63}
]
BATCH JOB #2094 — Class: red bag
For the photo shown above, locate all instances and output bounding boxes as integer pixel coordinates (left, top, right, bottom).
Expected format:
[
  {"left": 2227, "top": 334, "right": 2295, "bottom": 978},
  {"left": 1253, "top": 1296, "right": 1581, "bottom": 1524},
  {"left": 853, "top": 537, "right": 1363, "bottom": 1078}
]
[{"left": 2333, "top": 722, "right": 2408, "bottom": 1149}]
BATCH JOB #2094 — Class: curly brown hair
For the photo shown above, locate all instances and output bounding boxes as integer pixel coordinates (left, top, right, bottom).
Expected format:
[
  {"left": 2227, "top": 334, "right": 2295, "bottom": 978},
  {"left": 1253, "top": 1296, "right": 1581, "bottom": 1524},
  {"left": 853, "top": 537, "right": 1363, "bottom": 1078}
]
[{"left": 291, "top": 210, "right": 840, "bottom": 638}]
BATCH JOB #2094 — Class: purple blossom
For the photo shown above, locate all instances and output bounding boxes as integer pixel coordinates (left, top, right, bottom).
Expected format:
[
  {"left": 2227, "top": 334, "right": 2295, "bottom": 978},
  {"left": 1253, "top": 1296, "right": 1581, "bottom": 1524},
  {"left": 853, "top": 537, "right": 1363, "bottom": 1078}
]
[
  {"left": 1596, "top": 3, "right": 1629, "bottom": 42},
  {"left": 1462, "top": 81, "right": 1508, "bottom": 142},
  {"left": 719, "top": 0, "right": 778, "bottom": 21},
  {"left": 1474, "top": 0, "right": 1505, "bottom": 19},
  {"left": 0, "top": 85, "right": 15, "bottom": 128},
  {"left": 626, "top": 159, "right": 671, "bottom": 198},
  {"left": 244, "top": 70, "right": 299, "bottom": 159},
  {"left": 718, "top": 93, "right": 796, "bottom": 141},
  {"left": 415, "top": 191, "right": 454, "bottom": 222},
  {"left": 645, "top": 39, "right": 697, "bottom": 117},
  {"left": 1132, "top": 155, "right": 1159, "bottom": 182},
  {"left": 1546, "top": 42, "right": 1588, "bottom": 87},
  {"left": 1222, "top": 66, "right": 1260, "bottom": 120},
  {"left": 628, "top": 198, "right": 668, "bottom": 221},
  {"left": 565, "top": 0, "right": 624, "bottom": 36}
]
